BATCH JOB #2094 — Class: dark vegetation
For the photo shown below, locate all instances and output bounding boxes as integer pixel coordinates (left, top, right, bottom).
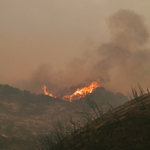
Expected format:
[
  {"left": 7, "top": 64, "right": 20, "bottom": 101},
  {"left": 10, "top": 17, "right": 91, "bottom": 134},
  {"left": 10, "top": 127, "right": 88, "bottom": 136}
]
[
  {"left": 29, "top": 85, "right": 150, "bottom": 150},
  {"left": 0, "top": 84, "right": 128, "bottom": 149}
]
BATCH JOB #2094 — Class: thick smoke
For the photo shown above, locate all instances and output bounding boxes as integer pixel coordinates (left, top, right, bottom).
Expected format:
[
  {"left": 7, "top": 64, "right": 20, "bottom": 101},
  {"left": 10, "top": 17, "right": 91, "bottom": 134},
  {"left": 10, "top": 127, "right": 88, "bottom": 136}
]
[
  {"left": 17, "top": 59, "right": 93, "bottom": 96},
  {"left": 93, "top": 9, "right": 150, "bottom": 93},
  {"left": 17, "top": 9, "right": 150, "bottom": 95}
]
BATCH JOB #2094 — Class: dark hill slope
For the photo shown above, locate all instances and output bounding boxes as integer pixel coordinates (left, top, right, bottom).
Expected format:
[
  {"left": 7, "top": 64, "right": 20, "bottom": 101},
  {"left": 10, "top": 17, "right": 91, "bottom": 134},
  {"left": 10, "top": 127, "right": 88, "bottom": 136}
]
[
  {"left": 81, "top": 94, "right": 150, "bottom": 150},
  {"left": 38, "top": 93, "right": 150, "bottom": 150},
  {"left": 0, "top": 84, "right": 128, "bottom": 149}
]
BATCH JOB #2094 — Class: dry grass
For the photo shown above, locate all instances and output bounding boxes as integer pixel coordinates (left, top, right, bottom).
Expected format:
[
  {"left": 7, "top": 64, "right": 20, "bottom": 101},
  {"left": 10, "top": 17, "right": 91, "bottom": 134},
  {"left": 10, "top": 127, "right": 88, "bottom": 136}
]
[{"left": 32, "top": 87, "right": 150, "bottom": 150}]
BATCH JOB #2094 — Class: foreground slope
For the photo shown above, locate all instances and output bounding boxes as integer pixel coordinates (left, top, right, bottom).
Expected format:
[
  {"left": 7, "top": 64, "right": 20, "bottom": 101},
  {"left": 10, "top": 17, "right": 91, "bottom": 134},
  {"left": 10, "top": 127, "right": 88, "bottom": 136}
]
[
  {"left": 0, "top": 84, "right": 128, "bottom": 149},
  {"left": 80, "top": 94, "right": 150, "bottom": 150},
  {"left": 38, "top": 92, "right": 150, "bottom": 150}
]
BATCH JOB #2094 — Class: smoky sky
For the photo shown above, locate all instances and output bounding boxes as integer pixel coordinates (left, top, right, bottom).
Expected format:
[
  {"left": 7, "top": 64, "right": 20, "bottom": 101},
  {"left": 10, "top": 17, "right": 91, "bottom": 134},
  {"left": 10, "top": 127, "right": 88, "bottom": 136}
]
[
  {"left": 14, "top": 9, "right": 150, "bottom": 96},
  {"left": 1, "top": 1, "right": 150, "bottom": 84},
  {"left": 93, "top": 9, "right": 150, "bottom": 93}
]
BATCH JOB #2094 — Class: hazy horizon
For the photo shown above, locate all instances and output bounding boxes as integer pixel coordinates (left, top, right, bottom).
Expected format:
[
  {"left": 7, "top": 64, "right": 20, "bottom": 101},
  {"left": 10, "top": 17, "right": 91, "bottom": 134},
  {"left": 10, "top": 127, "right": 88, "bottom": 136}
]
[{"left": 1, "top": 1, "right": 150, "bottom": 95}]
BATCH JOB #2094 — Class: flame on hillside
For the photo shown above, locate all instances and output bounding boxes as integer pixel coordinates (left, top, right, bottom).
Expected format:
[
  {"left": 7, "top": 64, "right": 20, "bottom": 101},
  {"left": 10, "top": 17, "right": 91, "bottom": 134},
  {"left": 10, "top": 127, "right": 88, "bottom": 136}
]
[
  {"left": 42, "top": 79, "right": 99, "bottom": 102},
  {"left": 42, "top": 85, "right": 56, "bottom": 98},
  {"left": 62, "top": 80, "right": 99, "bottom": 102}
]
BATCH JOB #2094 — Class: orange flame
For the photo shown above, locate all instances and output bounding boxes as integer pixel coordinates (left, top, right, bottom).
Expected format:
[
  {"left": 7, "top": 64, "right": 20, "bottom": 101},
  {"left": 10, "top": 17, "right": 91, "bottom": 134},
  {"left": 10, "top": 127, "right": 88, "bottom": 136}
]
[
  {"left": 63, "top": 80, "right": 99, "bottom": 102},
  {"left": 42, "top": 79, "right": 99, "bottom": 102},
  {"left": 42, "top": 85, "right": 56, "bottom": 98}
]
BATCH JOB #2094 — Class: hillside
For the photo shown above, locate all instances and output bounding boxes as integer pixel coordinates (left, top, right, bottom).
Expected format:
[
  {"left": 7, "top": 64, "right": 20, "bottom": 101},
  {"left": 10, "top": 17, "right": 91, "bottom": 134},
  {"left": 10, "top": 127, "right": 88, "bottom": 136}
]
[
  {"left": 35, "top": 89, "right": 150, "bottom": 150},
  {"left": 0, "top": 84, "right": 128, "bottom": 150}
]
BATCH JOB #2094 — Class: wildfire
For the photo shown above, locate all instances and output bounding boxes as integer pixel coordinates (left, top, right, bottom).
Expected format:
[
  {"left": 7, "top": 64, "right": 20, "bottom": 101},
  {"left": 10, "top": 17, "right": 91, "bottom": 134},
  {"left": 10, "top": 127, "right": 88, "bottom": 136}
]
[
  {"left": 42, "top": 85, "right": 56, "bottom": 98},
  {"left": 42, "top": 79, "right": 99, "bottom": 102},
  {"left": 63, "top": 80, "right": 99, "bottom": 102}
]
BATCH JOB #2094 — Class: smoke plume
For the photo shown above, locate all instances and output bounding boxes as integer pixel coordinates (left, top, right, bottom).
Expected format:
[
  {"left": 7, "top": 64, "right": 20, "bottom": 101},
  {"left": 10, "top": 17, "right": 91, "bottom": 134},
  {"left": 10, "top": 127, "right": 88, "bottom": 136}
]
[
  {"left": 92, "top": 9, "right": 150, "bottom": 93},
  {"left": 16, "top": 9, "right": 150, "bottom": 95}
]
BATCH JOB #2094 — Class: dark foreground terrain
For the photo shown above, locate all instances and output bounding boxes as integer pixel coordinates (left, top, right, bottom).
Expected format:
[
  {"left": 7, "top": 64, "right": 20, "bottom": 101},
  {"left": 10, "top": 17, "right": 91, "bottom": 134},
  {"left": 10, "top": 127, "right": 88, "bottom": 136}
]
[
  {"left": 32, "top": 88, "right": 150, "bottom": 150},
  {"left": 0, "top": 84, "right": 127, "bottom": 150}
]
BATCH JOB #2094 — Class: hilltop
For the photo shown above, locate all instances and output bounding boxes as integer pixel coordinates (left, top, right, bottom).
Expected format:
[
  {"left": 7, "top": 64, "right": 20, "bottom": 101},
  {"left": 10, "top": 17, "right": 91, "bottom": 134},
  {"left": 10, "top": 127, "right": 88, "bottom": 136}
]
[{"left": 34, "top": 88, "right": 150, "bottom": 150}]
